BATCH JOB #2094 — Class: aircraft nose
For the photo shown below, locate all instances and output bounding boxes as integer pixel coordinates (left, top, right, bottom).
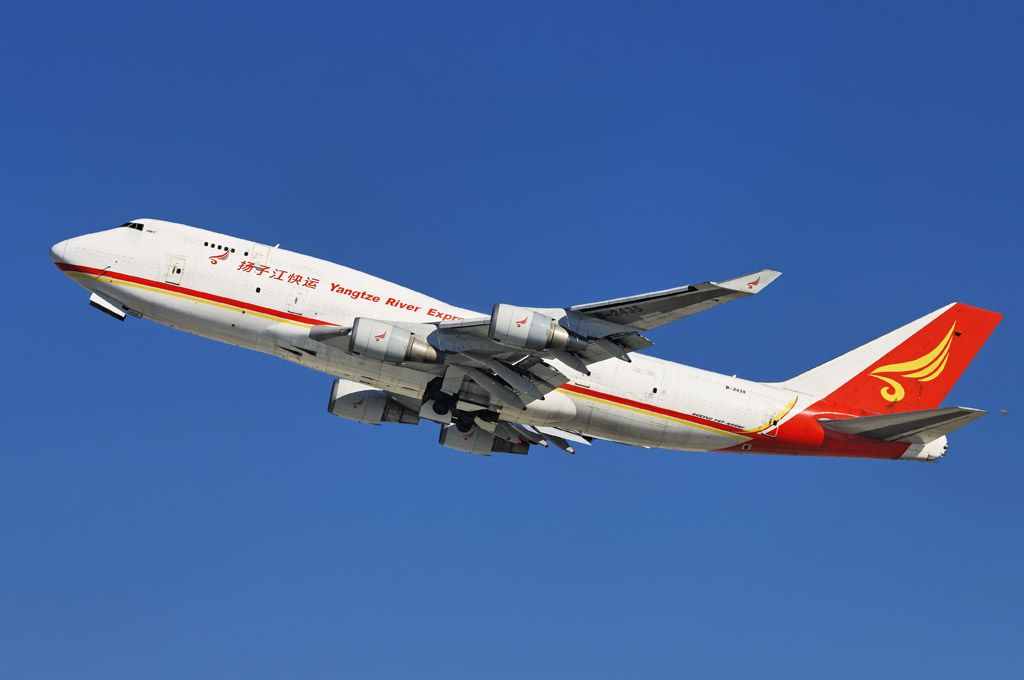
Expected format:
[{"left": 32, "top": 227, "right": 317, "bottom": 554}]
[{"left": 50, "top": 239, "right": 68, "bottom": 263}]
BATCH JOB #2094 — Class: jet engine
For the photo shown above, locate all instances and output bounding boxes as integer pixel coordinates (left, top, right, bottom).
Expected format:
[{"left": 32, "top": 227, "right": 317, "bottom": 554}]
[
  {"left": 349, "top": 317, "right": 439, "bottom": 363},
  {"left": 488, "top": 304, "right": 588, "bottom": 352},
  {"left": 327, "top": 378, "right": 420, "bottom": 425},
  {"left": 438, "top": 423, "right": 529, "bottom": 456}
]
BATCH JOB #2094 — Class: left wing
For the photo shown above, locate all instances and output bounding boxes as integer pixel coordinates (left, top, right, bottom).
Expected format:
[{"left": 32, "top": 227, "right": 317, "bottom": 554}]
[{"left": 442, "top": 269, "right": 780, "bottom": 335}]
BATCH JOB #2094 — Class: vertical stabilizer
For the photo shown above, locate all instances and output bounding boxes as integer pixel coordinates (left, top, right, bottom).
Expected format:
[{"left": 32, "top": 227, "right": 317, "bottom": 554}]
[{"left": 785, "top": 303, "right": 1001, "bottom": 413}]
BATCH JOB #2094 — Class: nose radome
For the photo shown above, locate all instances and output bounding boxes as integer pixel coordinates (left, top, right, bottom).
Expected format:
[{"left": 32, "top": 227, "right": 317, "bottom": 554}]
[{"left": 50, "top": 239, "right": 68, "bottom": 263}]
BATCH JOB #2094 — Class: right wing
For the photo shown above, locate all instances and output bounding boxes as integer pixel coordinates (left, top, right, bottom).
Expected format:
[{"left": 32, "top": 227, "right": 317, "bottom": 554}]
[{"left": 568, "top": 269, "right": 781, "bottom": 331}]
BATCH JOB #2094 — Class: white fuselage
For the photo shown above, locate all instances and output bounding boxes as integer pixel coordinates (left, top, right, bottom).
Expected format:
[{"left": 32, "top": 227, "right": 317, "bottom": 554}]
[{"left": 52, "top": 219, "right": 804, "bottom": 453}]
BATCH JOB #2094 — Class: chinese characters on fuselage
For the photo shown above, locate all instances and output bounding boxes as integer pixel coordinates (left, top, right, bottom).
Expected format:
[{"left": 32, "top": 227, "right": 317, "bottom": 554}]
[{"left": 235, "top": 261, "right": 464, "bottom": 321}]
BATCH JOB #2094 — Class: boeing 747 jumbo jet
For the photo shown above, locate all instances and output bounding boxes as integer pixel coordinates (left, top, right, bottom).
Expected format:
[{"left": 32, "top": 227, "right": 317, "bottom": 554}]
[{"left": 51, "top": 219, "right": 1002, "bottom": 461}]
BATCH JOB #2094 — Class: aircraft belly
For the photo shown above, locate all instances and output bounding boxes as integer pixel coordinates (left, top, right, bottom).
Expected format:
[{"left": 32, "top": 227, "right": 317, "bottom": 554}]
[
  {"left": 566, "top": 395, "right": 745, "bottom": 450},
  {"left": 322, "top": 355, "right": 434, "bottom": 400},
  {"left": 142, "top": 286, "right": 273, "bottom": 350},
  {"left": 564, "top": 395, "right": 666, "bottom": 448},
  {"left": 658, "top": 422, "right": 750, "bottom": 452}
]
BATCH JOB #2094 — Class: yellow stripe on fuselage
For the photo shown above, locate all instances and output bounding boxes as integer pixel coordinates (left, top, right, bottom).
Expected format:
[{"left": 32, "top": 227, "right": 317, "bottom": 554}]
[
  {"left": 68, "top": 272, "right": 312, "bottom": 328},
  {"left": 556, "top": 388, "right": 751, "bottom": 441}
]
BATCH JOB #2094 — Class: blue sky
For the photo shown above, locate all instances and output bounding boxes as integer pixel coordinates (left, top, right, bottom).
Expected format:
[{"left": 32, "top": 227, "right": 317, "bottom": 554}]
[{"left": 3, "top": 1, "right": 1022, "bottom": 677}]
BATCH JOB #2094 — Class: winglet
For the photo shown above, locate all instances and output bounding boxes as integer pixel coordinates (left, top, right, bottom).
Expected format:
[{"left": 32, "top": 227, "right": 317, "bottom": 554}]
[{"left": 715, "top": 269, "right": 782, "bottom": 294}]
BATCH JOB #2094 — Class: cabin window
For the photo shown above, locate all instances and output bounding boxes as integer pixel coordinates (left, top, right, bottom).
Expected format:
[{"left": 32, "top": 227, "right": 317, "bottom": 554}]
[{"left": 256, "top": 287, "right": 261, "bottom": 293}]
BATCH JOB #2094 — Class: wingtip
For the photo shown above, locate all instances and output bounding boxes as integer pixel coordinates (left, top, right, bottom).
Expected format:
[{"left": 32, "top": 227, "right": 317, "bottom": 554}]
[
  {"left": 954, "top": 406, "right": 988, "bottom": 417},
  {"left": 716, "top": 269, "right": 782, "bottom": 294}
]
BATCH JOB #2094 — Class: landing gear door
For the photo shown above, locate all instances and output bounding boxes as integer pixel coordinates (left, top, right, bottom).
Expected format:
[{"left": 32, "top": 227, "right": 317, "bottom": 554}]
[{"left": 165, "top": 256, "right": 186, "bottom": 285}]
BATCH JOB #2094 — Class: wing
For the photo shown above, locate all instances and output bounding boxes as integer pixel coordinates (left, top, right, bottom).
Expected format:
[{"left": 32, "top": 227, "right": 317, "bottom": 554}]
[
  {"left": 569, "top": 269, "right": 781, "bottom": 331},
  {"left": 311, "top": 269, "right": 781, "bottom": 448},
  {"left": 435, "top": 267, "right": 779, "bottom": 370}
]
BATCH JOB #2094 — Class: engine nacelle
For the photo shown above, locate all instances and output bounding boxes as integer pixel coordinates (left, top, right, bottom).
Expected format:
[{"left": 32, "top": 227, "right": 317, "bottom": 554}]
[
  {"left": 438, "top": 424, "right": 529, "bottom": 455},
  {"left": 327, "top": 378, "right": 420, "bottom": 425},
  {"left": 488, "top": 304, "right": 587, "bottom": 352},
  {"left": 349, "top": 318, "right": 439, "bottom": 363}
]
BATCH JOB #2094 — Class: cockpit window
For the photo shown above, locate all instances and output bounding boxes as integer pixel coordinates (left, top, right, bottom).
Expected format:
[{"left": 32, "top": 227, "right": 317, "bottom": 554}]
[{"left": 118, "top": 222, "right": 145, "bottom": 231}]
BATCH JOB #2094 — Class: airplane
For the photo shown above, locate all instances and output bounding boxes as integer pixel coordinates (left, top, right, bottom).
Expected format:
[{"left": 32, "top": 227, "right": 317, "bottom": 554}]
[{"left": 50, "top": 218, "right": 1002, "bottom": 461}]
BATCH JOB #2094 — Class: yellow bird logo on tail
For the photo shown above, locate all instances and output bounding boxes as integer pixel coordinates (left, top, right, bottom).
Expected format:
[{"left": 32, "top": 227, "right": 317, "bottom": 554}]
[{"left": 870, "top": 323, "right": 956, "bottom": 403}]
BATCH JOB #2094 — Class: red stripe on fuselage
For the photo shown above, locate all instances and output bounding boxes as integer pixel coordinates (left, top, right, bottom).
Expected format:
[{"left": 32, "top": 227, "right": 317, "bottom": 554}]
[
  {"left": 560, "top": 385, "right": 909, "bottom": 458},
  {"left": 56, "top": 263, "right": 337, "bottom": 327},
  {"left": 57, "top": 264, "right": 911, "bottom": 459}
]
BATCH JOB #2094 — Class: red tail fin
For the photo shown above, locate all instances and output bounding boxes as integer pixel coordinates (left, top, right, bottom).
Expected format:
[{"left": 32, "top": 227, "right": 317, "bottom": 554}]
[{"left": 786, "top": 303, "right": 1002, "bottom": 413}]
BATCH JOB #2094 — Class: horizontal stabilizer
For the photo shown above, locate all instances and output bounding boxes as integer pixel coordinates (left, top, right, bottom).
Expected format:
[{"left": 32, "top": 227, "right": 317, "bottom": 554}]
[{"left": 820, "top": 406, "right": 986, "bottom": 444}]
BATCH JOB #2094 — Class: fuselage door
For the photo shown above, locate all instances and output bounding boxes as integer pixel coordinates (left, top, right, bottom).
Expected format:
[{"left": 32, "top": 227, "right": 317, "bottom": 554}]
[
  {"left": 287, "top": 290, "right": 305, "bottom": 315},
  {"left": 250, "top": 243, "right": 270, "bottom": 265},
  {"left": 759, "top": 399, "right": 787, "bottom": 438},
  {"left": 165, "top": 256, "right": 186, "bottom": 286}
]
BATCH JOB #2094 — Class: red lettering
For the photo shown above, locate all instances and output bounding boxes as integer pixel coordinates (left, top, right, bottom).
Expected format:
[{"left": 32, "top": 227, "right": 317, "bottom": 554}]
[{"left": 427, "top": 308, "right": 463, "bottom": 322}]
